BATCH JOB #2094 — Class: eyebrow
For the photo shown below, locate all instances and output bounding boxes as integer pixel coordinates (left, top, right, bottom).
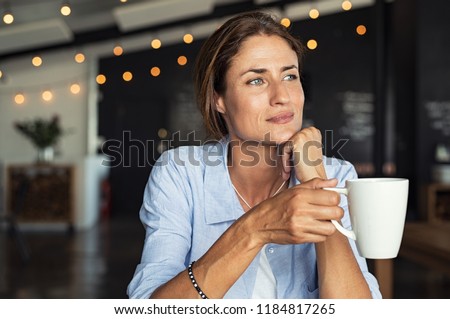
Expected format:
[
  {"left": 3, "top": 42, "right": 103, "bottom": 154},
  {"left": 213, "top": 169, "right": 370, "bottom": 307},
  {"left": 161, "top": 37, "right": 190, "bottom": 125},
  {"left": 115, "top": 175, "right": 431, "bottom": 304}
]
[{"left": 241, "top": 65, "right": 298, "bottom": 76}]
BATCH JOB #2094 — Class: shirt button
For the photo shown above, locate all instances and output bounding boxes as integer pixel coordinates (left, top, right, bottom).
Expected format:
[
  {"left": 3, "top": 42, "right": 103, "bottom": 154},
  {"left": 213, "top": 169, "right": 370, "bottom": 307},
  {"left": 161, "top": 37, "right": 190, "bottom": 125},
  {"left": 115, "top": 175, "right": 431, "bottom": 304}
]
[{"left": 267, "top": 247, "right": 274, "bottom": 254}]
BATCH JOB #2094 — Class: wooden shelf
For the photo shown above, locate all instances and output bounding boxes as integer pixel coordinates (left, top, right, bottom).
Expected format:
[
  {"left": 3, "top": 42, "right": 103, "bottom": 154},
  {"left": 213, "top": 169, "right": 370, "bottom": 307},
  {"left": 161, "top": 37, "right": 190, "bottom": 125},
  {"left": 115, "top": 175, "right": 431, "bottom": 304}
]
[
  {"left": 7, "top": 164, "right": 74, "bottom": 225},
  {"left": 425, "top": 183, "right": 450, "bottom": 223}
]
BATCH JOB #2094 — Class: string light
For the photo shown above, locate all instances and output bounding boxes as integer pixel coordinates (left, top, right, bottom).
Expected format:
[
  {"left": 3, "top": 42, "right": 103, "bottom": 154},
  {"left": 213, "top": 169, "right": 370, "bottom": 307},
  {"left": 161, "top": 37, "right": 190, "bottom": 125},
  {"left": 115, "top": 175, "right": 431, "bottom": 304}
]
[
  {"left": 3, "top": 9, "right": 14, "bottom": 24},
  {"left": 14, "top": 93, "right": 25, "bottom": 105},
  {"left": 122, "top": 71, "right": 132, "bottom": 81},
  {"left": 32, "top": 56, "right": 43, "bottom": 67},
  {"left": 342, "top": 0, "right": 352, "bottom": 11},
  {"left": 70, "top": 83, "right": 81, "bottom": 94},
  {"left": 280, "top": 17, "right": 291, "bottom": 28},
  {"left": 60, "top": 2, "right": 71, "bottom": 16},
  {"left": 120, "top": 0, "right": 128, "bottom": 3},
  {"left": 74, "top": 52, "right": 85, "bottom": 63},
  {"left": 96, "top": 74, "right": 106, "bottom": 85},
  {"left": 42, "top": 89, "right": 53, "bottom": 102},
  {"left": 0, "top": 70, "right": 3, "bottom": 79},
  {"left": 4, "top": 71, "right": 88, "bottom": 107},
  {"left": 113, "top": 44, "right": 123, "bottom": 56},
  {"left": 307, "top": 39, "right": 318, "bottom": 50},
  {"left": 356, "top": 25, "right": 367, "bottom": 35},
  {"left": 151, "top": 39, "right": 162, "bottom": 49},
  {"left": 183, "top": 33, "right": 194, "bottom": 44},
  {"left": 177, "top": 56, "right": 187, "bottom": 66},
  {"left": 3, "top": 13, "right": 13, "bottom": 24},
  {"left": 158, "top": 128, "right": 168, "bottom": 139},
  {"left": 309, "top": 8, "right": 320, "bottom": 19},
  {"left": 150, "top": 67, "right": 161, "bottom": 77}
]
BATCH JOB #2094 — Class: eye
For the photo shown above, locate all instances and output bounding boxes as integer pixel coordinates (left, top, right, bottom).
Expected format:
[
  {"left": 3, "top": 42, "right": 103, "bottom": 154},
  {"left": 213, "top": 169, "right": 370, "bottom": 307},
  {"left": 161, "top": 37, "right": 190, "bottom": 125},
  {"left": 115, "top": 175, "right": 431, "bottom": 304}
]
[
  {"left": 283, "top": 74, "right": 298, "bottom": 81},
  {"left": 248, "top": 78, "right": 264, "bottom": 86}
]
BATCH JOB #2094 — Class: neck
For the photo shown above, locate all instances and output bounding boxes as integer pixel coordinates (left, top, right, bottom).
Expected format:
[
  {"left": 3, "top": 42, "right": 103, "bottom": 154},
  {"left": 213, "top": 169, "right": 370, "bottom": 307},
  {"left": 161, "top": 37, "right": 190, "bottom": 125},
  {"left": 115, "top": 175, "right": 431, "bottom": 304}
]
[{"left": 227, "top": 139, "right": 287, "bottom": 208}]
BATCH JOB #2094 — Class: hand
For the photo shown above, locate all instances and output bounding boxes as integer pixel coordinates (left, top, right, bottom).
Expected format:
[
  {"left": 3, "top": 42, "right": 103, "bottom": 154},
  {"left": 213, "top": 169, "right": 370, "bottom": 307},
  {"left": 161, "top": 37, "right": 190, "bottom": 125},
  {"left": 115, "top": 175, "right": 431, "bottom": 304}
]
[
  {"left": 247, "top": 178, "right": 343, "bottom": 245},
  {"left": 280, "top": 127, "right": 327, "bottom": 182}
]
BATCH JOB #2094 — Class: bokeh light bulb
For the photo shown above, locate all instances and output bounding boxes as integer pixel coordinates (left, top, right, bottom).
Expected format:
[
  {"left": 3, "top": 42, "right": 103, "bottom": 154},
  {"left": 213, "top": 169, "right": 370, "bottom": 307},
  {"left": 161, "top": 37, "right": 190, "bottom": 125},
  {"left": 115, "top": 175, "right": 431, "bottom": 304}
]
[
  {"left": 96, "top": 74, "right": 106, "bottom": 85},
  {"left": 3, "top": 13, "right": 14, "bottom": 24}
]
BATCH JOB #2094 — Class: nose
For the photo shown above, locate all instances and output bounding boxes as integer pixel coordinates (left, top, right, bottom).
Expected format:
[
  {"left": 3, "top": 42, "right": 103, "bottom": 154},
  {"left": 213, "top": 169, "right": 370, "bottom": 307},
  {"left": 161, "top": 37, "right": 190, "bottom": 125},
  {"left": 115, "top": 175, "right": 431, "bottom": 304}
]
[{"left": 269, "top": 81, "right": 290, "bottom": 106}]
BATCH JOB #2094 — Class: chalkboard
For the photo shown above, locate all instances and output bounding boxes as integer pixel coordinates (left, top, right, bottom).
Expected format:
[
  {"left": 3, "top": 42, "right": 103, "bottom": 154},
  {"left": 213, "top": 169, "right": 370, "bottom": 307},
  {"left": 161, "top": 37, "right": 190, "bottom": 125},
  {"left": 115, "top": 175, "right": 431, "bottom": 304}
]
[
  {"left": 424, "top": 100, "right": 450, "bottom": 137},
  {"left": 338, "top": 91, "right": 374, "bottom": 142}
]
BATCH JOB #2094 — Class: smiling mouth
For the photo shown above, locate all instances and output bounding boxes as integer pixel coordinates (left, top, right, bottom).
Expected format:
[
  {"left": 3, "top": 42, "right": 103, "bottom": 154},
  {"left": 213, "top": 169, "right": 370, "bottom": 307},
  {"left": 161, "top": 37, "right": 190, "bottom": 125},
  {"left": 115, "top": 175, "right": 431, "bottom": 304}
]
[{"left": 266, "top": 112, "right": 294, "bottom": 124}]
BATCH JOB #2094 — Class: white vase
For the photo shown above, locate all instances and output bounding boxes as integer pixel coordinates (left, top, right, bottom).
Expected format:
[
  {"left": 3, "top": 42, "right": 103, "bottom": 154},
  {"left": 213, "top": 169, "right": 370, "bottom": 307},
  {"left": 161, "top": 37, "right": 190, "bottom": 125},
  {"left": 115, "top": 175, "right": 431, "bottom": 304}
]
[{"left": 37, "top": 146, "right": 55, "bottom": 163}]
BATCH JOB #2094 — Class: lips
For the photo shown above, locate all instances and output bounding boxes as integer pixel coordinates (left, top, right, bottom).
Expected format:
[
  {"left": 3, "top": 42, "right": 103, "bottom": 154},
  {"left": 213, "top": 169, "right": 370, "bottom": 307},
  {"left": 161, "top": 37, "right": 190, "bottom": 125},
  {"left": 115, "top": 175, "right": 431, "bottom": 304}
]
[{"left": 266, "top": 112, "right": 294, "bottom": 124}]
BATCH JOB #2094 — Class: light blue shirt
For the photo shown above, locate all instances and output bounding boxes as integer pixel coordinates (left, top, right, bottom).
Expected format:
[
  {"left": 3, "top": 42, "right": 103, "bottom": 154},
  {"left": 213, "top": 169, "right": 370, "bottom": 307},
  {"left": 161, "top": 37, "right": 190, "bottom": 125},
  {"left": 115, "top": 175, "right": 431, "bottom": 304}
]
[{"left": 127, "top": 138, "right": 382, "bottom": 299}]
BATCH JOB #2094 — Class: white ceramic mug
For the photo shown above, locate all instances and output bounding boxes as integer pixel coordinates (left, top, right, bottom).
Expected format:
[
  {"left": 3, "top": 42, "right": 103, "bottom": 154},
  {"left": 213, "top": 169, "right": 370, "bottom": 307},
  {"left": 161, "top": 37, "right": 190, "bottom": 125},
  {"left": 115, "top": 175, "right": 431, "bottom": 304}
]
[{"left": 325, "top": 178, "right": 409, "bottom": 259}]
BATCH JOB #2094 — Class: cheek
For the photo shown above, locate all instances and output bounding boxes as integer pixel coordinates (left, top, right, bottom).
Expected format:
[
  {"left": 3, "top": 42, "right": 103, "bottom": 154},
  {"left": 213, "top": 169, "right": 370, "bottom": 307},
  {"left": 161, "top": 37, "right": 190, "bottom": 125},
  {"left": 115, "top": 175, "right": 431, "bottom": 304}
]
[
  {"left": 293, "top": 86, "right": 305, "bottom": 109},
  {"left": 227, "top": 90, "right": 260, "bottom": 117},
  {"left": 226, "top": 100, "right": 263, "bottom": 134}
]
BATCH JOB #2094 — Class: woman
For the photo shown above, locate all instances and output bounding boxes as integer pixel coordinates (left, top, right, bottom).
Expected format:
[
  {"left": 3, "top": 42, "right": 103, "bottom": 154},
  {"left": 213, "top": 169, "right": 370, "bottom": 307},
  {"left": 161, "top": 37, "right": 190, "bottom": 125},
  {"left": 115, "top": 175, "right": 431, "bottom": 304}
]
[{"left": 127, "top": 11, "right": 381, "bottom": 299}]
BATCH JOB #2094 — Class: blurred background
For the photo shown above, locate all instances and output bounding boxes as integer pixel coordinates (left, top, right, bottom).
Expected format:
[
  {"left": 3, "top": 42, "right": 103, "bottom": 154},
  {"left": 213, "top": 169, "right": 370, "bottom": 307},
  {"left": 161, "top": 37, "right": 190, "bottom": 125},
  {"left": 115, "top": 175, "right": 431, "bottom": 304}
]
[{"left": 0, "top": 0, "right": 449, "bottom": 299}]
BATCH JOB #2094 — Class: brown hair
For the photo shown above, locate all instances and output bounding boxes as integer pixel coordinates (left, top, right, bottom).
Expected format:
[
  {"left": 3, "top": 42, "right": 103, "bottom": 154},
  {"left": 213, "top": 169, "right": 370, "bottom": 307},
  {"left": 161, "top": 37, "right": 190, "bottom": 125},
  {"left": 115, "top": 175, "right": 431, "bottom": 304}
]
[{"left": 194, "top": 11, "right": 305, "bottom": 139}]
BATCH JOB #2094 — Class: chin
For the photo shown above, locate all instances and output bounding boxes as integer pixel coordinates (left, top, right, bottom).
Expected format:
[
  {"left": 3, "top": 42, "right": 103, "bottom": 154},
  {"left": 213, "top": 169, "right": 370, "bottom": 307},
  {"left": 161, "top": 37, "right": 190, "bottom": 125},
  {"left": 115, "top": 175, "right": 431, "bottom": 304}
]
[
  {"left": 259, "top": 131, "right": 295, "bottom": 146},
  {"left": 270, "top": 128, "right": 300, "bottom": 144}
]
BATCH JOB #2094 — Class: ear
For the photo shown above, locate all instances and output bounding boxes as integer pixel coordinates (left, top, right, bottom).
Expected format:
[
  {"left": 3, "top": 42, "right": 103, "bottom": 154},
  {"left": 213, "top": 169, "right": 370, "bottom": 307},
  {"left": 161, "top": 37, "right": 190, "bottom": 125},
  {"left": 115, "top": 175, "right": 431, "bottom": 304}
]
[{"left": 213, "top": 91, "right": 226, "bottom": 114}]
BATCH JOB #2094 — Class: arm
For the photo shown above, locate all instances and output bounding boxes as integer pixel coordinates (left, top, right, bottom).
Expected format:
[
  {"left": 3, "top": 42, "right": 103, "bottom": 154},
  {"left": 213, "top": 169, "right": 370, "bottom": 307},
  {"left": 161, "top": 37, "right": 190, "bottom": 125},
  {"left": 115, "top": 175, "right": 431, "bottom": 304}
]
[
  {"left": 282, "top": 127, "right": 373, "bottom": 299},
  {"left": 151, "top": 210, "right": 261, "bottom": 299}
]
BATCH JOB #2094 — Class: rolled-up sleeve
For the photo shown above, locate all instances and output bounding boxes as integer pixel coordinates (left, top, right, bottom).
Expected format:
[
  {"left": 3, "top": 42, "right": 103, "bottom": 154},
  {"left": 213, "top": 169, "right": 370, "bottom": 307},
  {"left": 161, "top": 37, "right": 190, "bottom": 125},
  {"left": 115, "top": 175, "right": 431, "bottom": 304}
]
[{"left": 127, "top": 150, "right": 193, "bottom": 299}]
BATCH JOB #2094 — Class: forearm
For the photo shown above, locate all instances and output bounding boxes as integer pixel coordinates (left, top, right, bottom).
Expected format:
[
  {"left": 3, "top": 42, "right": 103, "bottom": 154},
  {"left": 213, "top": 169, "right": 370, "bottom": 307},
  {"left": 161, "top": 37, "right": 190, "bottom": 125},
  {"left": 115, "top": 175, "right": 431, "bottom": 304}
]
[
  {"left": 151, "top": 214, "right": 262, "bottom": 299},
  {"left": 296, "top": 149, "right": 371, "bottom": 298},
  {"left": 315, "top": 232, "right": 372, "bottom": 298}
]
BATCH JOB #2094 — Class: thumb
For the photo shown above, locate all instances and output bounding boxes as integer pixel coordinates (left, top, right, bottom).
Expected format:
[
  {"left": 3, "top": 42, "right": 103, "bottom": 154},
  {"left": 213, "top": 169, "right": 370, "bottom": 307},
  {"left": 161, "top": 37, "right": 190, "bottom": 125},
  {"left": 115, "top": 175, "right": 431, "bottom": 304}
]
[
  {"left": 302, "top": 177, "right": 338, "bottom": 189},
  {"left": 316, "top": 178, "right": 338, "bottom": 189}
]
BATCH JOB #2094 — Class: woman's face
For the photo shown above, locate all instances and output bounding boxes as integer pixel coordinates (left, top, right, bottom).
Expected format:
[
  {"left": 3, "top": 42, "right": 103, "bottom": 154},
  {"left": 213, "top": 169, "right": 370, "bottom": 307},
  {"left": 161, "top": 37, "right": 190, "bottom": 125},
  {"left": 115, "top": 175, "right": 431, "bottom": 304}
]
[{"left": 215, "top": 34, "right": 304, "bottom": 145}]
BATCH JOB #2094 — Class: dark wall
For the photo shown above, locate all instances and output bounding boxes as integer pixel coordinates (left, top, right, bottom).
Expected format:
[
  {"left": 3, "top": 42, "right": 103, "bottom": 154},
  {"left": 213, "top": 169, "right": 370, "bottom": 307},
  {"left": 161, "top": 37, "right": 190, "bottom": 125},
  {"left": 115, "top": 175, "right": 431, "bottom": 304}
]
[
  {"left": 98, "top": 41, "right": 203, "bottom": 216},
  {"left": 416, "top": 0, "right": 450, "bottom": 183},
  {"left": 390, "top": 0, "right": 450, "bottom": 217},
  {"left": 392, "top": 0, "right": 417, "bottom": 192},
  {"left": 388, "top": 0, "right": 419, "bottom": 217}
]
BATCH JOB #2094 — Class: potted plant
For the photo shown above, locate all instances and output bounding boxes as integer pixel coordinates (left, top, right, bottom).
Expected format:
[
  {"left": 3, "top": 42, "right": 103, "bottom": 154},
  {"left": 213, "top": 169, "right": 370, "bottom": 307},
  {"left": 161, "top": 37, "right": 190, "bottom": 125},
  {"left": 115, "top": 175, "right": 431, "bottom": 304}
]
[{"left": 14, "top": 115, "right": 65, "bottom": 162}]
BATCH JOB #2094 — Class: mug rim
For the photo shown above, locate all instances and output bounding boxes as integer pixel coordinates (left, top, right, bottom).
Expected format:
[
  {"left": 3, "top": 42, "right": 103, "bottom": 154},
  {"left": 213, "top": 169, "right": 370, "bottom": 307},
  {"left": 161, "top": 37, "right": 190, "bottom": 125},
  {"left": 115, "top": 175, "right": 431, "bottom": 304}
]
[{"left": 346, "top": 177, "right": 408, "bottom": 183}]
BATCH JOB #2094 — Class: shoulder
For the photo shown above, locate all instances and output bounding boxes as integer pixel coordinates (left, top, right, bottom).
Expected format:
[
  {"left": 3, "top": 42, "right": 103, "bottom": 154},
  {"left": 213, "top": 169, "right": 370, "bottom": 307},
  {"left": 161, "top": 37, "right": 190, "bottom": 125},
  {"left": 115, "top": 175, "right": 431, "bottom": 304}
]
[
  {"left": 323, "top": 156, "right": 358, "bottom": 186},
  {"left": 153, "top": 141, "right": 226, "bottom": 171}
]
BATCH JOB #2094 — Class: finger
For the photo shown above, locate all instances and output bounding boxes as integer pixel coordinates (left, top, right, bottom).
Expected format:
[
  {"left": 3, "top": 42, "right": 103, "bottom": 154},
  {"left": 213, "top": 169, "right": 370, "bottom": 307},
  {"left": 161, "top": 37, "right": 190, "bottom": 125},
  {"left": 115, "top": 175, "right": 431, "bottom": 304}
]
[
  {"left": 297, "top": 177, "right": 338, "bottom": 190},
  {"left": 305, "top": 219, "right": 338, "bottom": 236},
  {"left": 312, "top": 178, "right": 338, "bottom": 189},
  {"left": 299, "top": 201, "right": 344, "bottom": 220},
  {"left": 291, "top": 185, "right": 343, "bottom": 207},
  {"left": 297, "top": 234, "right": 328, "bottom": 244},
  {"left": 314, "top": 205, "right": 344, "bottom": 221},
  {"left": 279, "top": 140, "right": 293, "bottom": 181},
  {"left": 289, "top": 220, "right": 337, "bottom": 243}
]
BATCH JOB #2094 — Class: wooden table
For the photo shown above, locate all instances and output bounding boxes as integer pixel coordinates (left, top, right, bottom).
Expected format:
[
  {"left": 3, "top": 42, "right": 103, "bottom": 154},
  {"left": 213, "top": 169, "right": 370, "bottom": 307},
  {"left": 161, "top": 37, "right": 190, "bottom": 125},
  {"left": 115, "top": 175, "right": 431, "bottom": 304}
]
[{"left": 373, "top": 222, "right": 450, "bottom": 298}]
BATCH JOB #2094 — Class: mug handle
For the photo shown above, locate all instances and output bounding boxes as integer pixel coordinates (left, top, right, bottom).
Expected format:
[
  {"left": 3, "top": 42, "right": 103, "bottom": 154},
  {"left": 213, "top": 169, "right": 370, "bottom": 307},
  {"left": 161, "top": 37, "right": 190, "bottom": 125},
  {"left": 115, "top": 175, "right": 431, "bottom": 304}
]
[{"left": 323, "top": 187, "right": 356, "bottom": 241}]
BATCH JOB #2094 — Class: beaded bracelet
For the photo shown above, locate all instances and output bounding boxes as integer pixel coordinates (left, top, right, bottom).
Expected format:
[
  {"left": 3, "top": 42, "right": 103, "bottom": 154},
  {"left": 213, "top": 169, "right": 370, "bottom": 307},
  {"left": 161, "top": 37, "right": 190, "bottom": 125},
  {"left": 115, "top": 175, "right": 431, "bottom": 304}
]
[{"left": 188, "top": 261, "right": 208, "bottom": 299}]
